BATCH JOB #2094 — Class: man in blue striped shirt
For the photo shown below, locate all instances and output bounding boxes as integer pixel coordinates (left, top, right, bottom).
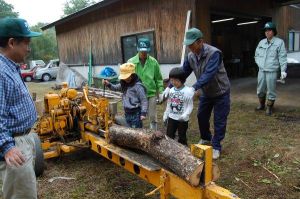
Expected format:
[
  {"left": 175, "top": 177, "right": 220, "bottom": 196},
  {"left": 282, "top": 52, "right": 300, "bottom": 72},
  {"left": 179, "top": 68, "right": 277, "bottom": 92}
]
[{"left": 0, "top": 18, "right": 41, "bottom": 199}]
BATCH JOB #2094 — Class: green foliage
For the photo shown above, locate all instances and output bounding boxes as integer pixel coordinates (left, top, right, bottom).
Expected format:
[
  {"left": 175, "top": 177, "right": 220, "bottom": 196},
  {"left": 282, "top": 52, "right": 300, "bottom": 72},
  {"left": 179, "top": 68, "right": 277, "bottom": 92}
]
[
  {"left": 0, "top": 1, "right": 57, "bottom": 62},
  {"left": 63, "top": 0, "right": 95, "bottom": 16},
  {"left": 27, "top": 23, "right": 58, "bottom": 62},
  {"left": 0, "top": 0, "right": 18, "bottom": 18}
]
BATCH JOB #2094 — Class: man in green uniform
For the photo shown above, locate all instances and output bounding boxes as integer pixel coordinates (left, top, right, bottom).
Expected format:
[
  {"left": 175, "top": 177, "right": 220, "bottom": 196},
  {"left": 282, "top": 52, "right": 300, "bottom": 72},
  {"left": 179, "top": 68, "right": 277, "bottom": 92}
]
[
  {"left": 128, "top": 38, "right": 164, "bottom": 130},
  {"left": 254, "top": 22, "right": 287, "bottom": 115}
]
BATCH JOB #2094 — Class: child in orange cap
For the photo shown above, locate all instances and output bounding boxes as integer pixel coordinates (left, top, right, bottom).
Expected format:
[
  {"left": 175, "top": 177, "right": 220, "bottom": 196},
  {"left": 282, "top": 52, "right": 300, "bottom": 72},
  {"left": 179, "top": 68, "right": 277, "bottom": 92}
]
[{"left": 103, "top": 63, "right": 148, "bottom": 128}]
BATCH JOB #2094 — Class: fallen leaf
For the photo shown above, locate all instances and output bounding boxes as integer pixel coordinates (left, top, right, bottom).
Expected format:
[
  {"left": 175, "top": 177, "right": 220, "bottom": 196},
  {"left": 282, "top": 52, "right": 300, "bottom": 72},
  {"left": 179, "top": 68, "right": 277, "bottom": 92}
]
[{"left": 274, "top": 153, "right": 280, "bottom": 158}]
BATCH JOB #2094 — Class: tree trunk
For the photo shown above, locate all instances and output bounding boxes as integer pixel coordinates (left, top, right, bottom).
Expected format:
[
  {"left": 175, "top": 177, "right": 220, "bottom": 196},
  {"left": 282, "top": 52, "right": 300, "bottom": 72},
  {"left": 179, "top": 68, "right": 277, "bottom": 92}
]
[{"left": 108, "top": 125, "right": 204, "bottom": 186}]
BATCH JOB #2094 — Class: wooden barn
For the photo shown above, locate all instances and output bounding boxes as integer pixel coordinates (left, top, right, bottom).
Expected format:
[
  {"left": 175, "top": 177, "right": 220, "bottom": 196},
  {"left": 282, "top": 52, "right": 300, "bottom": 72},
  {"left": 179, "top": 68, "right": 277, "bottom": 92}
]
[{"left": 43, "top": 0, "right": 300, "bottom": 79}]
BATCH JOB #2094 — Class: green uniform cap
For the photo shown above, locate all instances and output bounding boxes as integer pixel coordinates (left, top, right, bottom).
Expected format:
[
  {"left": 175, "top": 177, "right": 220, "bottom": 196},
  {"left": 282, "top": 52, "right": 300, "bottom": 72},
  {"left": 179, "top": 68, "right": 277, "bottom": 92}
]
[
  {"left": 264, "top": 22, "right": 276, "bottom": 30},
  {"left": 183, "top": 28, "right": 203, "bottom": 45},
  {"left": 137, "top": 38, "right": 151, "bottom": 52}
]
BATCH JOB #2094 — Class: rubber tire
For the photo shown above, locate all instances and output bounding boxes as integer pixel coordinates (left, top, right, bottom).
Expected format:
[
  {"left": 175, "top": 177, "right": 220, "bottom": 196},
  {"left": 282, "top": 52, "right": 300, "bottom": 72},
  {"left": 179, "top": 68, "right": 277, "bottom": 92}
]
[
  {"left": 24, "top": 76, "right": 32, "bottom": 82},
  {"left": 32, "top": 133, "right": 45, "bottom": 177},
  {"left": 42, "top": 74, "right": 51, "bottom": 82}
]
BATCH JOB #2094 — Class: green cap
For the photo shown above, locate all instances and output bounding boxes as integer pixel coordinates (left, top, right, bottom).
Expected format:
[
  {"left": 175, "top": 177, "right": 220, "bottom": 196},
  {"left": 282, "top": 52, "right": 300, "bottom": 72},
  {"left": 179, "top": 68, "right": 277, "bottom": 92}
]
[
  {"left": 264, "top": 22, "right": 276, "bottom": 30},
  {"left": 183, "top": 28, "right": 203, "bottom": 45},
  {"left": 263, "top": 22, "right": 277, "bottom": 35},
  {"left": 0, "top": 18, "right": 42, "bottom": 38},
  {"left": 137, "top": 38, "right": 151, "bottom": 52}
]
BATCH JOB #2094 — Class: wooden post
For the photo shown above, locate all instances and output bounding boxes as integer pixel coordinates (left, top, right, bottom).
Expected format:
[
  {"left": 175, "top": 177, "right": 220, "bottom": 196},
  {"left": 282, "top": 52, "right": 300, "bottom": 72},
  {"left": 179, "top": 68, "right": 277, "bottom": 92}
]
[{"left": 180, "top": 10, "right": 192, "bottom": 66}]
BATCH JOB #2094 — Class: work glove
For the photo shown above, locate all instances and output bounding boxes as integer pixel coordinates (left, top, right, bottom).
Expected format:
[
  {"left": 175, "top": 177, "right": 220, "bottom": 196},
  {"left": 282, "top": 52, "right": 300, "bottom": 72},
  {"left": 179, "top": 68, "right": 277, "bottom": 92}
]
[
  {"left": 162, "top": 87, "right": 170, "bottom": 99},
  {"left": 163, "top": 113, "right": 168, "bottom": 123},
  {"left": 189, "top": 87, "right": 195, "bottom": 97},
  {"left": 157, "top": 93, "right": 164, "bottom": 104},
  {"left": 281, "top": 71, "right": 287, "bottom": 79},
  {"left": 163, "top": 113, "right": 168, "bottom": 127}
]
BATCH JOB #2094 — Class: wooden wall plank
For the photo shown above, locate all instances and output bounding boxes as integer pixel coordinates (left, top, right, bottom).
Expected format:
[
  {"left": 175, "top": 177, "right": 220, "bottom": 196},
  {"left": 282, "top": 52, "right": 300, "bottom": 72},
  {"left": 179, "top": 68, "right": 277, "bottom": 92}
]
[{"left": 56, "top": 0, "right": 193, "bottom": 65}]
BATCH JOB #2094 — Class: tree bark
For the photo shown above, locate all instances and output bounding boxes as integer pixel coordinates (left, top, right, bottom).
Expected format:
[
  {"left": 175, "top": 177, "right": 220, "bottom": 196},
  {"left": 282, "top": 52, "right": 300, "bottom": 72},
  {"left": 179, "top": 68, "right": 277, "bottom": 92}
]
[{"left": 108, "top": 125, "right": 204, "bottom": 186}]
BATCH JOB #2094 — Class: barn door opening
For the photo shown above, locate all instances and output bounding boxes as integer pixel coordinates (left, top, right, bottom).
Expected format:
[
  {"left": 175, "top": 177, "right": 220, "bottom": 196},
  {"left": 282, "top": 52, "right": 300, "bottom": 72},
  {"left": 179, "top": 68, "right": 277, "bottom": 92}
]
[{"left": 211, "top": 12, "right": 271, "bottom": 78}]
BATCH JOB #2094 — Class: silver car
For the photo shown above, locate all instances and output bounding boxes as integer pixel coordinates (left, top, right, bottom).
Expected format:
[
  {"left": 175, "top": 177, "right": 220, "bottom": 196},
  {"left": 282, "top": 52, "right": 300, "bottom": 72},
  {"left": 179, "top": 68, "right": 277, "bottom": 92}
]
[{"left": 34, "top": 59, "right": 60, "bottom": 81}]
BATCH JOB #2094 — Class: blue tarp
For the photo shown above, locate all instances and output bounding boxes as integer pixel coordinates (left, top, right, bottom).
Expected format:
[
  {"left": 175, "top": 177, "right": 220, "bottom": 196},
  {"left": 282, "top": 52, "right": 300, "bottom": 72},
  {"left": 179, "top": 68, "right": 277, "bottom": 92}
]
[{"left": 98, "top": 67, "right": 118, "bottom": 79}]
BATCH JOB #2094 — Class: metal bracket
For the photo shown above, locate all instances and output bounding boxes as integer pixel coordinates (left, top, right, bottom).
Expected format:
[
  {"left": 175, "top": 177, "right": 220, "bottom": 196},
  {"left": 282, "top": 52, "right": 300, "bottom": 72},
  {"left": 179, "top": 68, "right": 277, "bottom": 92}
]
[{"left": 145, "top": 170, "right": 170, "bottom": 199}]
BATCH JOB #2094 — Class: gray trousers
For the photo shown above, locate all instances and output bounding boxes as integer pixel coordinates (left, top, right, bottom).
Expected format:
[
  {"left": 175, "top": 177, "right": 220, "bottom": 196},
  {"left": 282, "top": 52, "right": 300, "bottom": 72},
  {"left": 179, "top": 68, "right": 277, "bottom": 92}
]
[
  {"left": 148, "top": 97, "right": 158, "bottom": 130},
  {"left": 0, "top": 133, "right": 37, "bottom": 199},
  {"left": 257, "top": 70, "right": 278, "bottom": 100}
]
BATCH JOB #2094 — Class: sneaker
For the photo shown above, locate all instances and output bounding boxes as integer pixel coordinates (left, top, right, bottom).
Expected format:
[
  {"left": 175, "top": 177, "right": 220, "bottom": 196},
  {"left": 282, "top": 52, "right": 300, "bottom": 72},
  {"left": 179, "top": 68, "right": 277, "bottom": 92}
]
[
  {"left": 213, "top": 149, "right": 220, "bottom": 160},
  {"left": 198, "top": 139, "right": 211, "bottom": 145}
]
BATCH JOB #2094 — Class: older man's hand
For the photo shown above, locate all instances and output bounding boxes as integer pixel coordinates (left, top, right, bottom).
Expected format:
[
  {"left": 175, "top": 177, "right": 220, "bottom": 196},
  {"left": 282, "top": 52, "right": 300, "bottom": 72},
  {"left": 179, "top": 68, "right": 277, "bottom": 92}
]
[{"left": 5, "top": 147, "right": 25, "bottom": 167}]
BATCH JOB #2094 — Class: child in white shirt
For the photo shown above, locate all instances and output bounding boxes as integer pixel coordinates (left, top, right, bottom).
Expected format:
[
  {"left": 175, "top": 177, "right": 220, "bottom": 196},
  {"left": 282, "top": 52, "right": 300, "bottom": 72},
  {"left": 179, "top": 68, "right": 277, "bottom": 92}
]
[{"left": 163, "top": 67, "right": 194, "bottom": 145}]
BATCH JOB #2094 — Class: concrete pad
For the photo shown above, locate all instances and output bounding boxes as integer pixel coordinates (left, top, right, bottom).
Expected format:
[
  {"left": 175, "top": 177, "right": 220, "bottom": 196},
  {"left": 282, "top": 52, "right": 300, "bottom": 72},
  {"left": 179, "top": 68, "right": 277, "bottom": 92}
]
[{"left": 230, "top": 77, "right": 300, "bottom": 107}]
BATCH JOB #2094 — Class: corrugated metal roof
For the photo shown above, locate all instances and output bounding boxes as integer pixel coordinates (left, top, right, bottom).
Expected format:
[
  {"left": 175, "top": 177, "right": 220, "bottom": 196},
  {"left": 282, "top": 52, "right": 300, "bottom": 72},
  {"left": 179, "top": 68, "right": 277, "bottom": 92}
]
[{"left": 41, "top": 0, "right": 120, "bottom": 30}]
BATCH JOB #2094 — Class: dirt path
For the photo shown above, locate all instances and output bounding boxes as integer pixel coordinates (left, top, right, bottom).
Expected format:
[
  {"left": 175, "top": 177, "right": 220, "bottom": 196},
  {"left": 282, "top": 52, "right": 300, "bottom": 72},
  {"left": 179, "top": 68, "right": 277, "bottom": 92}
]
[{"left": 231, "top": 77, "right": 300, "bottom": 107}]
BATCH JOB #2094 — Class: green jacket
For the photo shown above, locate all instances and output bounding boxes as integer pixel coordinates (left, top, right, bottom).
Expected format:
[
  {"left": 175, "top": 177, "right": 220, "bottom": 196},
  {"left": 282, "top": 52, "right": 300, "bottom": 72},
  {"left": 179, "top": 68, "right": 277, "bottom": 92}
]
[
  {"left": 254, "top": 37, "right": 287, "bottom": 72},
  {"left": 128, "top": 53, "right": 164, "bottom": 97}
]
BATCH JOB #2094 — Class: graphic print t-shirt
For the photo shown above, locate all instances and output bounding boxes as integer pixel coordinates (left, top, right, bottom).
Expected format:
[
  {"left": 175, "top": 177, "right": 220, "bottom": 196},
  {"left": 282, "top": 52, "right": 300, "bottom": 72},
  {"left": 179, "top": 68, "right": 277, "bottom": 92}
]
[{"left": 166, "top": 86, "right": 193, "bottom": 121}]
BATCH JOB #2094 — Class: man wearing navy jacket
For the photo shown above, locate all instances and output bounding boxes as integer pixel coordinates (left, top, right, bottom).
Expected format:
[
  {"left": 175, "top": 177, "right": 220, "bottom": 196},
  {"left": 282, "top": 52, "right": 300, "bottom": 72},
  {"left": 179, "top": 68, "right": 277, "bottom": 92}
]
[{"left": 163, "top": 28, "right": 230, "bottom": 159}]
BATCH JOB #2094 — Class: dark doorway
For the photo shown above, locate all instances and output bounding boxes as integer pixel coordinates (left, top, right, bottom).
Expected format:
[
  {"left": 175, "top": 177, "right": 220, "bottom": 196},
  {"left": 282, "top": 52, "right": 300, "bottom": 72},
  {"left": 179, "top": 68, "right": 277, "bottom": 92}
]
[{"left": 211, "top": 13, "right": 271, "bottom": 78}]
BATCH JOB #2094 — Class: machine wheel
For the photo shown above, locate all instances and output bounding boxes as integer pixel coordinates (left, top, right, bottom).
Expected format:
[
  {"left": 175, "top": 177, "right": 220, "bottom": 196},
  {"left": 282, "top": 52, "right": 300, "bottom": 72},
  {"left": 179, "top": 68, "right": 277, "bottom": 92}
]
[
  {"left": 32, "top": 133, "right": 45, "bottom": 177},
  {"left": 24, "top": 76, "right": 32, "bottom": 82},
  {"left": 42, "top": 74, "right": 51, "bottom": 81}
]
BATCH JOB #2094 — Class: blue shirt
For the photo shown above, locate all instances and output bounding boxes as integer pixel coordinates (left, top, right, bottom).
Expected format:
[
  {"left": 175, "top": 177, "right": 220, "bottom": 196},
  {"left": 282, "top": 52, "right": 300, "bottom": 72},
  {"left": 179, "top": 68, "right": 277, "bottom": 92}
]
[{"left": 0, "top": 54, "right": 37, "bottom": 156}]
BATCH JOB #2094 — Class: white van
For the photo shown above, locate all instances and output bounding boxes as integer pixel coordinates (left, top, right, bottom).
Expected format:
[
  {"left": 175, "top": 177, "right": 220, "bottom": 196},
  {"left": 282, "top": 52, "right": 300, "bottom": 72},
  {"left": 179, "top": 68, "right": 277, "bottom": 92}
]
[
  {"left": 33, "top": 59, "right": 60, "bottom": 81},
  {"left": 28, "top": 60, "right": 45, "bottom": 69}
]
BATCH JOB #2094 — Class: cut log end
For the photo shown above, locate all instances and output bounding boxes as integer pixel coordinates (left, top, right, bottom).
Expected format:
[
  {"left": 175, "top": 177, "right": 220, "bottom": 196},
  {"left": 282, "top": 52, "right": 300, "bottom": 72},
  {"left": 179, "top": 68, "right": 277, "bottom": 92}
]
[{"left": 188, "top": 162, "right": 204, "bottom": 186}]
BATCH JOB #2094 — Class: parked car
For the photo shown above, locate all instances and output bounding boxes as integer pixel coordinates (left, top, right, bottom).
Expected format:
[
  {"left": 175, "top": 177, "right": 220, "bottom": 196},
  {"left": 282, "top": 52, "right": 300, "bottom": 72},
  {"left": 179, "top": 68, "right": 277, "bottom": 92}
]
[
  {"left": 33, "top": 59, "right": 60, "bottom": 81},
  {"left": 21, "top": 67, "right": 38, "bottom": 82},
  {"left": 28, "top": 60, "right": 45, "bottom": 69}
]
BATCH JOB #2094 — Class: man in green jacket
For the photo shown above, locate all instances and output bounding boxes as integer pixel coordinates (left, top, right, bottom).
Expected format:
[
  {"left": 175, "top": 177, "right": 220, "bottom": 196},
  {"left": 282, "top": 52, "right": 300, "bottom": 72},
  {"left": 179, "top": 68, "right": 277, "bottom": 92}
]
[
  {"left": 254, "top": 22, "right": 287, "bottom": 115},
  {"left": 128, "top": 38, "right": 164, "bottom": 130}
]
